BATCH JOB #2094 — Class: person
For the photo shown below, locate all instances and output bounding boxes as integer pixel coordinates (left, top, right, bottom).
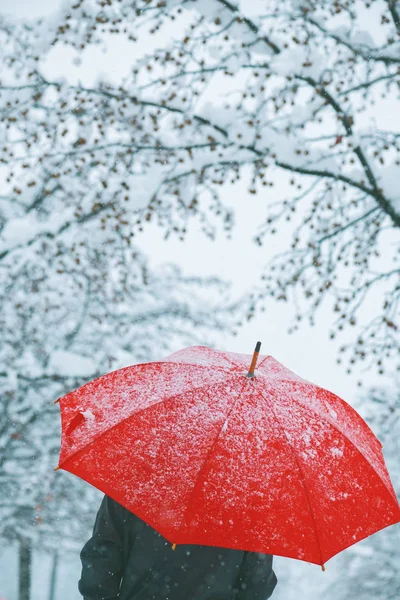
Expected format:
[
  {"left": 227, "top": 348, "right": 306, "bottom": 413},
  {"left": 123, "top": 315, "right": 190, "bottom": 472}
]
[{"left": 79, "top": 494, "right": 278, "bottom": 600}]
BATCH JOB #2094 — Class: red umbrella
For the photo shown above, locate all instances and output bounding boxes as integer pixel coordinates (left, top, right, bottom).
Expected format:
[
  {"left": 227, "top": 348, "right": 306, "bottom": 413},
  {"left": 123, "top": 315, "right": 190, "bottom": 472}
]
[{"left": 55, "top": 343, "right": 400, "bottom": 569}]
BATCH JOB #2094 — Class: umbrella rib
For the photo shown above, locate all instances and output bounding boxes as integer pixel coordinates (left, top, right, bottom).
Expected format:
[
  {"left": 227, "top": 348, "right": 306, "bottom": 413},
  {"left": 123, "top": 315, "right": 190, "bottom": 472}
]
[
  {"left": 58, "top": 373, "right": 234, "bottom": 470},
  {"left": 157, "top": 354, "right": 245, "bottom": 372},
  {"left": 259, "top": 389, "right": 325, "bottom": 567},
  {"left": 155, "top": 360, "right": 239, "bottom": 374},
  {"left": 159, "top": 346, "right": 260, "bottom": 371},
  {"left": 258, "top": 355, "right": 271, "bottom": 370},
  {"left": 264, "top": 380, "right": 395, "bottom": 501},
  {"left": 179, "top": 378, "right": 250, "bottom": 533}
]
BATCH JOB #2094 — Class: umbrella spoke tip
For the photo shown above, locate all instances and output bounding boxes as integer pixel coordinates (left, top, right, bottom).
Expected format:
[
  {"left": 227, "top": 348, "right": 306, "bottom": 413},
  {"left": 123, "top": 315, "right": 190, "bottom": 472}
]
[
  {"left": 54, "top": 465, "right": 60, "bottom": 471},
  {"left": 321, "top": 564, "right": 326, "bottom": 572}
]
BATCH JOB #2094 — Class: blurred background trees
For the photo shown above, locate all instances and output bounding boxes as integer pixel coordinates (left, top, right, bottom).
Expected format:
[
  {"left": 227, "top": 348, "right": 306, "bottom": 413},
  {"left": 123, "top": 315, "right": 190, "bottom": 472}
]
[
  {"left": 332, "top": 383, "right": 399, "bottom": 600},
  {"left": 2, "top": 0, "right": 398, "bottom": 374}
]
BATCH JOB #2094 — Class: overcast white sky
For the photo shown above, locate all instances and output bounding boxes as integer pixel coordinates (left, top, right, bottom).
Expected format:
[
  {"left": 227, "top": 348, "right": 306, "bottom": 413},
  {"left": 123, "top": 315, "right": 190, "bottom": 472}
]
[{"left": 1, "top": 0, "right": 390, "bottom": 405}]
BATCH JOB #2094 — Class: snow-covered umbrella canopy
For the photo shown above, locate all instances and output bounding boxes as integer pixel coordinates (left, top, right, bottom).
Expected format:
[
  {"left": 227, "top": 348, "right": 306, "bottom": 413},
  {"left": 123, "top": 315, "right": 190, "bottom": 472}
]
[{"left": 55, "top": 344, "right": 400, "bottom": 569}]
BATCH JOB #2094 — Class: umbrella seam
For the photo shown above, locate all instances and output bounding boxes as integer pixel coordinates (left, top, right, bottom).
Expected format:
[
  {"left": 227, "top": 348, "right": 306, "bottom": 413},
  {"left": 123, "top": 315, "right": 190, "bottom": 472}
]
[
  {"left": 163, "top": 345, "right": 253, "bottom": 371},
  {"left": 161, "top": 348, "right": 271, "bottom": 372},
  {"left": 178, "top": 377, "right": 251, "bottom": 533},
  {"left": 155, "top": 360, "right": 241, "bottom": 373},
  {"left": 58, "top": 375, "right": 238, "bottom": 469},
  {"left": 259, "top": 389, "right": 325, "bottom": 567},
  {"left": 265, "top": 381, "right": 395, "bottom": 501},
  {"left": 258, "top": 355, "right": 270, "bottom": 369},
  {"left": 62, "top": 361, "right": 237, "bottom": 403}
]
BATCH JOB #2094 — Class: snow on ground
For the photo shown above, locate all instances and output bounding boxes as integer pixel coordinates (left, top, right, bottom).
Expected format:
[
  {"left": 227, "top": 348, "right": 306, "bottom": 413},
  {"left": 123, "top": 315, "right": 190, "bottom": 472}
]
[{"left": 0, "top": 544, "right": 82, "bottom": 600}]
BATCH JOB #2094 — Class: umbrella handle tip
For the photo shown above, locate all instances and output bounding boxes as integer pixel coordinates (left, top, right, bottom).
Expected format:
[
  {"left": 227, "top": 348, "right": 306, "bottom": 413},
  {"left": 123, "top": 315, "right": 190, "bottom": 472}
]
[{"left": 247, "top": 341, "right": 262, "bottom": 377}]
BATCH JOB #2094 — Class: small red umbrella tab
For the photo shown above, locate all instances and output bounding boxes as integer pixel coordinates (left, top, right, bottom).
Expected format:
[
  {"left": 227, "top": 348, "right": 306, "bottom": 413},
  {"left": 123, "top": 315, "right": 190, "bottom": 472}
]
[
  {"left": 66, "top": 412, "right": 85, "bottom": 435},
  {"left": 247, "top": 341, "right": 262, "bottom": 378}
]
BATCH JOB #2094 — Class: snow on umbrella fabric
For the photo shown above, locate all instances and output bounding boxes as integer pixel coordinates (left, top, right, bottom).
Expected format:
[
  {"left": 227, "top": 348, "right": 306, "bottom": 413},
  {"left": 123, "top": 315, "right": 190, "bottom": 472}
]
[{"left": 55, "top": 344, "right": 400, "bottom": 568}]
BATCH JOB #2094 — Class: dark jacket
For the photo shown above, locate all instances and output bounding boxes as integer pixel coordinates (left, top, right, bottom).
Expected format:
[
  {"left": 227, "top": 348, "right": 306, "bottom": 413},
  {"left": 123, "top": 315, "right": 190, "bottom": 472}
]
[{"left": 79, "top": 495, "right": 277, "bottom": 600}]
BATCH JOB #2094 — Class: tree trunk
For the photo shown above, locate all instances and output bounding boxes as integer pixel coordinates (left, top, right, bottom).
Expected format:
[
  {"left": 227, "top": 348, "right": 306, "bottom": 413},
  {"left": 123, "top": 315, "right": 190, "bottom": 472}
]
[
  {"left": 19, "top": 537, "right": 32, "bottom": 600},
  {"left": 48, "top": 552, "right": 58, "bottom": 600}
]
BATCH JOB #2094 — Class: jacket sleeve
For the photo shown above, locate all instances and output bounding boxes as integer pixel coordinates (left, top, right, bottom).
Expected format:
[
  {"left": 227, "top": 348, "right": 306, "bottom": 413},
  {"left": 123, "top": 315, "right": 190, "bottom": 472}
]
[
  {"left": 78, "top": 495, "right": 125, "bottom": 600},
  {"left": 234, "top": 551, "right": 278, "bottom": 600}
]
